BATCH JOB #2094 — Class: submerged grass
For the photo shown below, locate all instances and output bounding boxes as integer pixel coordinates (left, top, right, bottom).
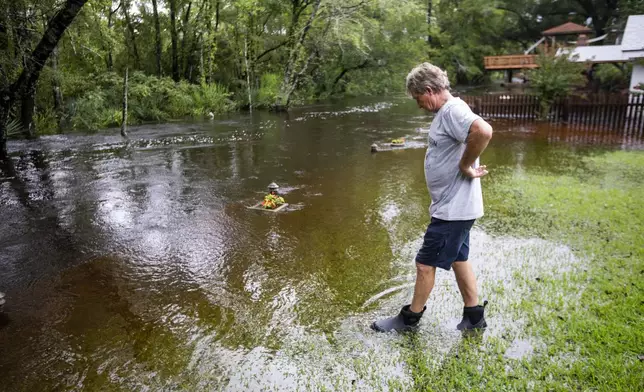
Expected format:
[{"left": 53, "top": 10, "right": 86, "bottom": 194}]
[{"left": 407, "top": 150, "right": 644, "bottom": 391}]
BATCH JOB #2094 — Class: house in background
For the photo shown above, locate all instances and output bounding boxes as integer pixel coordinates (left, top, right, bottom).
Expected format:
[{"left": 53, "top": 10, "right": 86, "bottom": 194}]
[
  {"left": 558, "top": 15, "right": 644, "bottom": 93},
  {"left": 482, "top": 21, "right": 596, "bottom": 79},
  {"left": 484, "top": 15, "right": 644, "bottom": 93}
]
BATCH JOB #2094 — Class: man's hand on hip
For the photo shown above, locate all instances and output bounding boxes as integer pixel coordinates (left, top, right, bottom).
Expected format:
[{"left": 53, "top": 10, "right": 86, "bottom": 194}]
[
  {"left": 460, "top": 164, "right": 488, "bottom": 178},
  {"left": 459, "top": 119, "right": 493, "bottom": 179}
]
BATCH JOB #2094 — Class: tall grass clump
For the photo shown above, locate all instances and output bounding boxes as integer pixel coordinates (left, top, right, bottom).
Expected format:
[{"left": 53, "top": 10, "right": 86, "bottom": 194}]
[{"left": 62, "top": 72, "right": 235, "bottom": 132}]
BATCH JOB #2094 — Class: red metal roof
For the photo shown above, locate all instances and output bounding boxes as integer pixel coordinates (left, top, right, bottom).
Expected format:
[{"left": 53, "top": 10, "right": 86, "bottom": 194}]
[{"left": 542, "top": 22, "right": 592, "bottom": 36}]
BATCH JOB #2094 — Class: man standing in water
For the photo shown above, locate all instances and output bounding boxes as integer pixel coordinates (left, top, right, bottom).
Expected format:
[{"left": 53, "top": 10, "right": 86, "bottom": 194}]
[{"left": 372, "top": 63, "right": 493, "bottom": 332}]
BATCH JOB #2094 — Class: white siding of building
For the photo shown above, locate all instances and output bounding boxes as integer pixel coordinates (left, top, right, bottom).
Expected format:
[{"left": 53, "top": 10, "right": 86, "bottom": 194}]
[{"left": 630, "top": 64, "right": 644, "bottom": 93}]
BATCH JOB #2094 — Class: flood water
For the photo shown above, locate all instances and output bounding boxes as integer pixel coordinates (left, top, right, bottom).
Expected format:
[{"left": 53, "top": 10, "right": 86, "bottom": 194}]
[{"left": 0, "top": 96, "right": 642, "bottom": 391}]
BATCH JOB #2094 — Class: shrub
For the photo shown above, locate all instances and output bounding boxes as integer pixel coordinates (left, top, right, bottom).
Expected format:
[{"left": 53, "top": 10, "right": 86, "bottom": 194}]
[
  {"left": 528, "top": 54, "right": 585, "bottom": 119},
  {"left": 34, "top": 109, "right": 59, "bottom": 135},
  {"left": 256, "top": 73, "right": 281, "bottom": 108},
  {"left": 594, "top": 63, "right": 631, "bottom": 92},
  {"left": 192, "top": 83, "right": 234, "bottom": 115},
  {"left": 62, "top": 72, "right": 234, "bottom": 132},
  {"left": 70, "top": 90, "right": 111, "bottom": 130}
]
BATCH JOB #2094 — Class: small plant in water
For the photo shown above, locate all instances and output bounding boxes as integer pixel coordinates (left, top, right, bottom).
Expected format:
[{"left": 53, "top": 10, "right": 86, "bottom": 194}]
[
  {"left": 261, "top": 194, "right": 285, "bottom": 209},
  {"left": 391, "top": 138, "right": 405, "bottom": 145}
]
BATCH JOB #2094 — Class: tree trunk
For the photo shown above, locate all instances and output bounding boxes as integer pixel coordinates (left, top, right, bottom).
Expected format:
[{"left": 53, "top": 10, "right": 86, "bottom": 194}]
[
  {"left": 181, "top": 2, "right": 193, "bottom": 80},
  {"left": 207, "top": 0, "right": 221, "bottom": 84},
  {"left": 0, "top": 102, "right": 8, "bottom": 160},
  {"left": 106, "top": 2, "right": 121, "bottom": 72},
  {"left": 170, "top": 0, "right": 180, "bottom": 82},
  {"left": 244, "top": 35, "right": 253, "bottom": 112},
  {"left": 122, "top": 1, "right": 140, "bottom": 69},
  {"left": 427, "top": 0, "right": 433, "bottom": 45},
  {"left": 215, "top": 0, "right": 220, "bottom": 31},
  {"left": 275, "top": 0, "right": 321, "bottom": 110},
  {"left": 121, "top": 67, "right": 128, "bottom": 137},
  {"left": 51, "top": 46, "right": 64, "bottom": 116},
  {"left": 186, "top": 0, "right": 208, "bottom": 83},
  {"left": 20, "top": 88, "right": 36, "bottom": 139},
  {"left": 199, "top": 35, "right": 205, "bottom": 85},
  {"left": 152, "top": 0, "right": 162, "bottom": 77},
  {"left": 187, "top": 34, "right": 202, "bottom": 83},
  {"left": 0, "top": 0, "right": 88, "bottom": 156}
]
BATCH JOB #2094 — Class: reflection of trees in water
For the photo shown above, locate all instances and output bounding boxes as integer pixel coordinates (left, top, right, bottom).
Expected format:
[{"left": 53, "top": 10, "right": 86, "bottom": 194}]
[
  {"left": 0, "top": 151, "right": 92, "bottom": 385},
  {"left": 0, "top": 151, "right": 87, "bottom": 290},
  {"left": 0, "top": 254, "right": 209, "bottom": 390},
  {"left": 0, "top": 154, "right": 31, "bottom": 207},
  {"left": 0, "top": 148, "right": 241, "bottom": 389},
  {"left": 496, "top": 120, "right": 644, "bottom": 149},
  {"left": 482, "top": 121, "right": 644, "bottom": 175}
]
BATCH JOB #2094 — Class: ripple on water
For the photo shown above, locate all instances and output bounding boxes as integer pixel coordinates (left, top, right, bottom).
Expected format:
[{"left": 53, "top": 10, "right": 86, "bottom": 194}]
[{"left": 292, "top": 102, "right": 395, "bottom": 122}]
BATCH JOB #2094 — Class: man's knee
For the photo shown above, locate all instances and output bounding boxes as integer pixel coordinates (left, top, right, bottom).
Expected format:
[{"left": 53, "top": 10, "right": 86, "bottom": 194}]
[{"left": 416, "top": 262, "right": 436, "bottom": 275}]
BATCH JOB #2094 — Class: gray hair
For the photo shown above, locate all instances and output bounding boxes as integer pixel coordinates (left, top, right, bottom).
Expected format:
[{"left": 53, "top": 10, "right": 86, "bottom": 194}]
[{"left": 406, "top": 62, "right": 450, "bottom": 96}]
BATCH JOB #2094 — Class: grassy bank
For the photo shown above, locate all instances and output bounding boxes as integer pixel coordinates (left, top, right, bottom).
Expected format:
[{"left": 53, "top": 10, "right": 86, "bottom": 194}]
[{"left": 407, "top": 150, "right": 644, "bottom": 391}]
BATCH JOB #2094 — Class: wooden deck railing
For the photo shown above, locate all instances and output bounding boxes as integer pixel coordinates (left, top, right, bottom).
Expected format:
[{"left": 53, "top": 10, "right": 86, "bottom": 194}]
[{"left": 483, "top": 55, "right": 538, "bottom": 70}]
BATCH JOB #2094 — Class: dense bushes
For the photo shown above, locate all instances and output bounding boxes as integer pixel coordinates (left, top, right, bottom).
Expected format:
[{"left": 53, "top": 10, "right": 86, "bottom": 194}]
[
  {"left": 255, "top": 73, "right": 281, "bottom": 108},
  {"left": 35, "top": 72, "right": 235, "bottom": 132},
  {"left": 528, "top": 54, "right": 585, "bottom": 118},
  {"left": 593, "top": 63, "right": 631, "bottom": 92}
]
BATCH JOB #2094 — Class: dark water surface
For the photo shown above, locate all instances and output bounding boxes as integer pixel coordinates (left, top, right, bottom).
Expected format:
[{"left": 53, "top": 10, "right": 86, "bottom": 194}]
[{"left": 0, "top": 97, "right": 642, "bottom": 391}]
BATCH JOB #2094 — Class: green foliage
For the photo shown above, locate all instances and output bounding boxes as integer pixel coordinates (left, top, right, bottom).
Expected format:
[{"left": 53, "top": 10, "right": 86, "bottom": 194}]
[
  {"left": 70, "top": 91, "right": 116, "bottom": 130},
  {"left": 261, "top": 194, "right": 285, "bottom": 209},
  {"left": 5, "top": 118, "right": 22, "bottom": 137},
  {"left": 256, "top": 73, "right": 281, "bottom": 108},
  {"left": 4, "top": 0, "right": 636, "bottom": 137},
  {"left": 34, "top": 109, "right": 59, "bottom": 135},
  {"left": 65, "top": 72, "right": 234, "bottom": 131},
  {"left": 618, "top": 0, "right": 644, "bottom": 21},
  {"left": 528, "top": 54, "right": 585, "bottom": 118},
  {"left": 311, "top": 0, "right": 427, "bottom": 98},
  {"left": 426, "top": 0, "right": 520, "bottom": 85},
  {"left": 594, "top": 64, "right": 631, "bottom": 92}
]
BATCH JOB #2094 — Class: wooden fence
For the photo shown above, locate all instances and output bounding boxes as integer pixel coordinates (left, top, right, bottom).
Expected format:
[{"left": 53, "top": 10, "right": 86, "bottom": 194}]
[{"left": 461, "top": 94, "right": 644, "bottom": 132}]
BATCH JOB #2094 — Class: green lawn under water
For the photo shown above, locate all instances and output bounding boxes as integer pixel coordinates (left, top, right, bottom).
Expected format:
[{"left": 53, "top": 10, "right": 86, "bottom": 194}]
[{"left": 406, "top": 150, "right": 644, "bottom": 392}]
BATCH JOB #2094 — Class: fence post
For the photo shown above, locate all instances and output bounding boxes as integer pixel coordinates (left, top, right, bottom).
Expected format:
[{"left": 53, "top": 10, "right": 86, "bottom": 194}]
[
  {"left": 474, "top": 98, "right": 482, "bottom": 115},
  {"left": 607, "top": 94, "right": 616, "bottom": 130},
  {"left": 633, "top": 94, "right": 644, "bottom": 136},
  {"left": 121, "top": 67, "right": 129, "bottom": 138}
]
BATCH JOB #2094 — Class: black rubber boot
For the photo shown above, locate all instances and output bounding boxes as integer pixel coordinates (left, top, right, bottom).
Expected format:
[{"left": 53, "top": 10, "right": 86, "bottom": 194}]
[
  {"left": 457, "top": 300, "right": 488, "bottom": 331},
  {"left": 371, "top": 305, "right": 426, "bottom": 333}
]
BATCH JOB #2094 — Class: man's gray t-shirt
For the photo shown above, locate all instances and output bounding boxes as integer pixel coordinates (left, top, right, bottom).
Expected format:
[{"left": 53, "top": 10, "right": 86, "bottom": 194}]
[{"left": 424, "top": 98, "right": 483, "bottom": 221}]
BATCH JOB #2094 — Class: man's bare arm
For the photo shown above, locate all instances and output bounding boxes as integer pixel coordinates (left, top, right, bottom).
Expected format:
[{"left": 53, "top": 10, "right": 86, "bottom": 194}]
[{"left": 459, "top": 118, "right": 493, "bottom": 179}]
